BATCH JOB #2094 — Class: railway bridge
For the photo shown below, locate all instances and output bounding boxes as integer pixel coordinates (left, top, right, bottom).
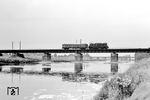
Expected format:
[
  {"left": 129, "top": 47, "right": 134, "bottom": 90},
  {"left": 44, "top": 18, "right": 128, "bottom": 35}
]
[
  {"left": 0, "top": 48, "right": 150, "bottom": 74},
  {"left": 0, "top": 48, "right": 150, "bottom": 53},
  {"left": 0, "top": 48, "right": 149, "bottom": 61}
]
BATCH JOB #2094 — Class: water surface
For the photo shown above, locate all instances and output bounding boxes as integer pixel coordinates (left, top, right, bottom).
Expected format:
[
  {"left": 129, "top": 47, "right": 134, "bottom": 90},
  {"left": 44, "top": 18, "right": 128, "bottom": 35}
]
[{"left": 0, "top": 61, "right": 133, "bottom": 100}]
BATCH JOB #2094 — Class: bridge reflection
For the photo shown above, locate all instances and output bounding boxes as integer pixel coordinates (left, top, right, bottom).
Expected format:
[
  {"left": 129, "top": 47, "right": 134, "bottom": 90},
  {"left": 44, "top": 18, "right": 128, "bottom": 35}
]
[
  {"left": 74, "top": 62, "right": 83, "bottom": 74},
  {"left": 0, "top": 66, "right": 2, "bottom": 72},
  {"left": 0, "top": 63, "right": 110, "bottom": 84},
  {"left": 62, "top": 62, "right": 109, "bottom": 83}
]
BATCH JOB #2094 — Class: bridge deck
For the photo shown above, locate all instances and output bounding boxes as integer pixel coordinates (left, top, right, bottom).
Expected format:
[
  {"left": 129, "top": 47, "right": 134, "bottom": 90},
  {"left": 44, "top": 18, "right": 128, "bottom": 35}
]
[{"left": 0, "top": 48, "right": 150, "bottom": 53}]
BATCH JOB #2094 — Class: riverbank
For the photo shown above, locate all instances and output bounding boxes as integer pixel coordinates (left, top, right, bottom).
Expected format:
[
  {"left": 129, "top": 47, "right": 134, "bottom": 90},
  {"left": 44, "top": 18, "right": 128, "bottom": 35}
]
[
  {"left": 94, "top": 58, "right": 150, "bottom": 100},
  {"left": 0, "top": 56, "right": 40, "bottom": 65}
]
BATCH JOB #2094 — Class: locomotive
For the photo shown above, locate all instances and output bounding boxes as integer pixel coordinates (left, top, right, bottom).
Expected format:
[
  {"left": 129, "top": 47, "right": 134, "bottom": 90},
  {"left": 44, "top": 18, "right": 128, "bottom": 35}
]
[
  {"left": 62, "top": 43, "right": 109, "bottom": 50},
  {"left": 89, "top": 43, "right": 109, "bottom": 49}
]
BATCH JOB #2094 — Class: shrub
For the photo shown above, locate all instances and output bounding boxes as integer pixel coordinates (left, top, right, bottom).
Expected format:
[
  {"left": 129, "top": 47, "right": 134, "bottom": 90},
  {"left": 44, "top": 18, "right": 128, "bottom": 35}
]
[{"left": 94, "top": 58, "right": 150, "bottom": 100}]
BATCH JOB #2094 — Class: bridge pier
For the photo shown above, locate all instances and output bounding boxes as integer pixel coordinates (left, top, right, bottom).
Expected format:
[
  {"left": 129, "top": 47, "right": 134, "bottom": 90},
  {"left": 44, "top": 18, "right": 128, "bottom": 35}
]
[
  {"left": 10, "top": 67, "right": 23, "bottom": 73},
  {"left": 75, "top": 53, "right": 83, "bottom": 61},
  {"left": 42, "top": 53, "right": 51, "bottom": 61},
  {"left": 0, "top": 66, "right": 2, "bottom": 72},
  {"left": 74, "top": 63, "right": 83, "bottom": 74},
  {"left": 111, "top": 52, "right": 118, "bottom": 74},
  {"left": 42, "top": 68, "right": 51, "bottom": 73}
]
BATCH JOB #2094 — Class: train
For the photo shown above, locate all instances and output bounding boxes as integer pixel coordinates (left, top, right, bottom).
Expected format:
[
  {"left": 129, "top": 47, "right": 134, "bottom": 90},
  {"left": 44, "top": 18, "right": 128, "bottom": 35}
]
[{"left": 62, "top": 43, "right": 109, "bottom": 50}]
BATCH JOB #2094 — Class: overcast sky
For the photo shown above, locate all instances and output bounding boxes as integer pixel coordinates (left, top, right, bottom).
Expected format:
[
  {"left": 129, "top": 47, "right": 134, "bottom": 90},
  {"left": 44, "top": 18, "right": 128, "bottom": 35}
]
[{"left": 0, "top": 0, "right": 150, "bottom": 49}]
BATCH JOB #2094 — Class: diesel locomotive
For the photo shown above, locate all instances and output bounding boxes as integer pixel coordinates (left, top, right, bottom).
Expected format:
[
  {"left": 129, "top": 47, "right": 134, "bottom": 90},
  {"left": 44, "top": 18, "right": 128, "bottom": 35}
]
[{"left": 62, "top": 43, "right": 109, "bottom": 50}]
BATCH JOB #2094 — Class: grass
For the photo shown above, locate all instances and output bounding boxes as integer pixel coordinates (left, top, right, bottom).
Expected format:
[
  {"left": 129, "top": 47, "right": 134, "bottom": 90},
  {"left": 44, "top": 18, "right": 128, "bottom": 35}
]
[
  {"left": 0, "top": 56, "right": 40, "bottom": 65},
  {"left": 94, "top": 58, "right": 150, "bottom": 100}
]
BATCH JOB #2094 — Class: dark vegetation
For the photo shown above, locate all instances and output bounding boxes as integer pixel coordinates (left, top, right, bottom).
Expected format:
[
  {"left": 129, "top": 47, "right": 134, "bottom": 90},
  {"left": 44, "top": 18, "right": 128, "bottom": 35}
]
[
  {"left": 94, "top": 58, "right": 150, "bottom": 100},
  {"left": 0, "top": 56, "right": 40, "bottom": 65}
]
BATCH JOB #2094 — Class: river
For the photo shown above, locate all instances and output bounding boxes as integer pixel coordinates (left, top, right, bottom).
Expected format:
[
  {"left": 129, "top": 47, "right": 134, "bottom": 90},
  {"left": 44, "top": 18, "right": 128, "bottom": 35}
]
[{"left": 0, "top": 61, "right": 133, "bottom": 100}]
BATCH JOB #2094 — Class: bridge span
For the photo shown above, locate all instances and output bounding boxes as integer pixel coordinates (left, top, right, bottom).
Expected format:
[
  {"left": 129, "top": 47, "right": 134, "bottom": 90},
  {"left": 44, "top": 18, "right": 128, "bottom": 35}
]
[
  {"left": 0, "top": 48, "right": 150, "bottom": 53},
  {"left": 0, "top": 48, "right": 149, "bottom": 74}
]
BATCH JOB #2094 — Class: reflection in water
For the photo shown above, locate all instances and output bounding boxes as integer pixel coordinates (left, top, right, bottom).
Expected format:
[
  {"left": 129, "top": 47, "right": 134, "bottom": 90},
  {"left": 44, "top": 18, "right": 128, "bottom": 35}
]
[
  {"left": 62, "top": 62, "right": 85, "bottom": 83},
  {"left": 62, "top": 63, "right": 86, "bottom": 83},
  {"left": 10, "top": 67, "right": 23, "bottom": 83},
  {"left": 62, "top": 73, "right": 107, "bottom": 84},
  {"left": 0, "top": 61, "right": 128, "bottom": 84},
  {"left": 0, "top": 61, "right": 133, "bottom": 100},
  {"left": 111, "top": 63, "right": 118, "bottom": 74},
  {"left": 10, "top": 67, "right": 23, "bottom": 73},
  {"left": 42, "top": 63, "right": 51, "bottom": 66},
  {"left": 0, "top": 66, "right": 2, "bottom": 72},
  {"left": 74, "top": 63, "right": 83, "bottom": 74},
  {"left": 11, "top": 70, "right": 22, "bottom": 83},
  {"left": 62, "top": 73, "right": 89, "bottom": 83},
  {"left": 62, "top": 62, "right": 108, "bottom": 83},
  {"left": 42, "top": 67, "right": 51, "bottom": 73}
]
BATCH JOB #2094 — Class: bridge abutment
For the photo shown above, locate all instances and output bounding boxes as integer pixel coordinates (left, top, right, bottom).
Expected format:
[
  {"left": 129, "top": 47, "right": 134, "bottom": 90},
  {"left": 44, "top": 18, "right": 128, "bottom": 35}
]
[
  {"left": 42, "top": 53, "right": 51, "bottom": 61},
  {"left": 111, "top": 52, "right": 118, "bottom": 74},
  {"left": 75, "top": 53, "right": 83, "bottom": 61}
]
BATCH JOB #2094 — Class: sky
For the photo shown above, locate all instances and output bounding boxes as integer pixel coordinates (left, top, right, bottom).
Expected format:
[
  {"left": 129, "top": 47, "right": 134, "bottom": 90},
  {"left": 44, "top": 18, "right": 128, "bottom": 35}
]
[{"left": 0, "top": 0, "right": 150, "bottom": 49}]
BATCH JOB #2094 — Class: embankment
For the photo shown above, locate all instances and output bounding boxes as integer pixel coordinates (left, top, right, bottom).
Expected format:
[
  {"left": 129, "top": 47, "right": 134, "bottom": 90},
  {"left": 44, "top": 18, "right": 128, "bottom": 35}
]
[
  {"left": 94, "top": 58, "right": 150, "bottom": 100},
  {"left": 0, "top": 56, "right": 40, "bottom": 65}
]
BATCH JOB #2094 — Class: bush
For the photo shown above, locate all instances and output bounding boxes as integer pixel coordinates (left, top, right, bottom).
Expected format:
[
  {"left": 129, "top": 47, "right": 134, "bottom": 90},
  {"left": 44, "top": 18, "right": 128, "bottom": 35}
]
[{"left": 94, "top": 58, "right": 150, "bottom": 100}]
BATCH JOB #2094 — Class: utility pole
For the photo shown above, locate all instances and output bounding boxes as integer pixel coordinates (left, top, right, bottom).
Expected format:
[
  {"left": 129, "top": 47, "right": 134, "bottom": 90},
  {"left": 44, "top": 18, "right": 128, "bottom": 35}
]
[
  {"left": 11, "top": 41, "right": 14, "bottom": 56},
  {"left": 12, "top": 41, "right": 14, "bottom": 50},
  {"left": 19, "top": 41, "right": 21, "bottom": 50},
  {"left": 80, "top": 39, "right": 82, "bottom": 44}
]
